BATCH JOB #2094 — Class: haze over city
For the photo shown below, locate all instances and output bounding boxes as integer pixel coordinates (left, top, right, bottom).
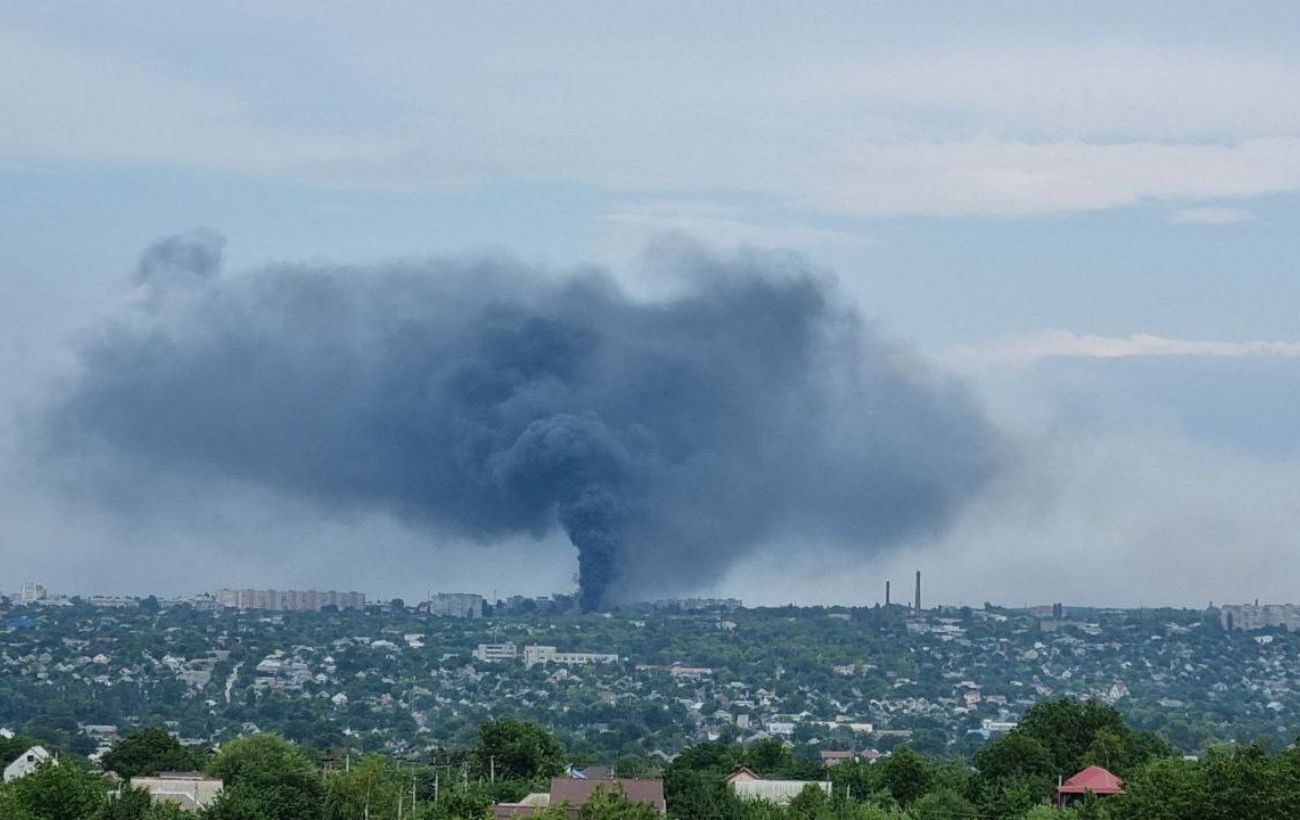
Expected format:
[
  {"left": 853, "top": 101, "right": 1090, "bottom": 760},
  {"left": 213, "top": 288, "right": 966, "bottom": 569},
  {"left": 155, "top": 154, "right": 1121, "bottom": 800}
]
[{"left": 4, "top": 2, "right": 1300, "bottom": 608}]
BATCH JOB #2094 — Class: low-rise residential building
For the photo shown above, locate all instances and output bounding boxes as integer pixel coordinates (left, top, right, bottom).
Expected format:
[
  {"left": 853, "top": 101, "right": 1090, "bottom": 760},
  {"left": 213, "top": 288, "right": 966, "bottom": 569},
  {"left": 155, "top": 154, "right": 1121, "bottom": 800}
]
[
  {"left": 131, "top": 772, "right": 224, "bottom": 811},
  {"left": 820, "top": 750, "right": 855, "bottom": 766},
  {"left": 494, "top": 777, "right": 665, "bottom": 818},
  {"left": 726, "top": 767, "right": 831, "bottom": 804},
  {"left": 4, "top": 746, "right": 52, "bottom": 782}
]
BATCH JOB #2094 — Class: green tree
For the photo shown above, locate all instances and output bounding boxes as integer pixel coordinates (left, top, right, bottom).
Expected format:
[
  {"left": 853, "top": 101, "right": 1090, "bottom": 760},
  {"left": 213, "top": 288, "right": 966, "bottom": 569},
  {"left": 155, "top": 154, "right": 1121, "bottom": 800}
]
[
  {"left": 971, "top": 779, "right": 1042, "bottom": 819},
  {"left": 0, "top": 790, "right": 39, "bottom": 820},
  {"left": 747, "top": 737, "right": 794, "bottom": 776},
  {"left": 974, "top": 728, "right": 1057, "bottom": 812},
  {"left": 976, "top": 731, "right": 1055, "bottom": 784},
  {"left": 91, "top": 785, "right": 193, "bottom": 820},
  {"left": 3, "top": 761, "right": 109, "bottom": 820},
  {"left": 1083, "top": 727, "right": 1130, "bottom": 773},
  {"left": 323, "top": 756, "right": 403, "bottom": 820},
  {"left": 93, "top": 786, "right": 153, "bottom": 820},
  {"left": 1122, "top": 730, "right": 1179, "bottom": 776},
  {"left": 418, "top": 783, "right": 494, "bottom": 820},
  {"left": 612, "top": 754, "right": 651, "bottom": 778},
  {"left": 1016, "top": 698, "right": 1127, "bottom": 775},
  {"left": 784, "top": 782, "right": 833, "bottom": 818},
  {"left": 1198, "top": 743, "right": 1299, "bottom": 819},
  {"left": 828, "top": 761, "right": 874, "bottom": 802},
  {"left": 662, "top": 741, "right": 745, "bottom": 818},
  {"left": 100, "top": 727, "right": 206, "bottom": 779},
  {"left": 907, "top": 787, "right": 977, "bottom": 819},
  {"left": 206, "top": 733, "right": 324, "bottom": 820},
  {"left": 1101, "top": 755, "right": 1204, "bottom": 820},
  {"left": 577, "top": 784, "right": 661, "bottom": 819},
  {"left": 471, "top": 720, "right": 565, "bottom": 782},
  {"left": 876, "top": 747, "right": 933, "bottom": 806}
]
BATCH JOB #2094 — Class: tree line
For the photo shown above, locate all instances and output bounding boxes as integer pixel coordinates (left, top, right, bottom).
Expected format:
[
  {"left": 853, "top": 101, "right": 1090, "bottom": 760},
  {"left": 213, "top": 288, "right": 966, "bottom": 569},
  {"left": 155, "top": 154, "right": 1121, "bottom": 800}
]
[{"left": 5, "top": 699, "right": 1300, "bottom": 818}]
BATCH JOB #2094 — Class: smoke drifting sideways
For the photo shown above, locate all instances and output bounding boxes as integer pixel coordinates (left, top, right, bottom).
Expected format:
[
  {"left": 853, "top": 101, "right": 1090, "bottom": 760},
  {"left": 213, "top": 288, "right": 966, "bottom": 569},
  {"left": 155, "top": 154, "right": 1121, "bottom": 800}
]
[{"left": 45, "top": 232, "right": 1004, "bottom": 610}]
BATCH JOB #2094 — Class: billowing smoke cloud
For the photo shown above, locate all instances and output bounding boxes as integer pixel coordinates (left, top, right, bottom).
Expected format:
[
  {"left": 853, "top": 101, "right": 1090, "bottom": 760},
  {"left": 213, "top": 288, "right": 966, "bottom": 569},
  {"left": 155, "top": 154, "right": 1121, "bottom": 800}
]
[
  {"left": 133, "top": 228, "right": 226, "bottom": 300},
  {"left": 46, "top": 232, "right": 1003, "bottom": 609}
]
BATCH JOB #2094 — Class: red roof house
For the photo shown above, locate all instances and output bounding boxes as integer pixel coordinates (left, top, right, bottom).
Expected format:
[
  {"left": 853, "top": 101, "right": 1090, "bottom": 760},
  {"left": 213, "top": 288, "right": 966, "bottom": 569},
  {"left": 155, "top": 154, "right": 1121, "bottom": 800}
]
[
  {"left": 1057, "top": 765, "right": 1124, "bottom": 805},
  {"left": 819, "top": 750, "right": 855, "bottom": 766}
]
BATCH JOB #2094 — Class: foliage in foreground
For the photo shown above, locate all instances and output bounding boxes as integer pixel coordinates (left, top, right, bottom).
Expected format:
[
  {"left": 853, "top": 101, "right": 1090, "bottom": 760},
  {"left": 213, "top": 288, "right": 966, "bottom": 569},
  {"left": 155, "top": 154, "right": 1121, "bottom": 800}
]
[{"left": 6, "top": 699, "right": 1300, "bottom": 818}]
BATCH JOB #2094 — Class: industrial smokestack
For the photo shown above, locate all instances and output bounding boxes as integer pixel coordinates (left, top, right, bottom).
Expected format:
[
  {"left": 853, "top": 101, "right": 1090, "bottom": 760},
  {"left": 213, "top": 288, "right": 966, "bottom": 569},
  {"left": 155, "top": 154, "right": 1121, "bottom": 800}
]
[
  {"left": 914, "top": 570, "right": 921, "bottom": 615},
  {"left": 885, "top": 581, "right": 891, "bottom": 606}
]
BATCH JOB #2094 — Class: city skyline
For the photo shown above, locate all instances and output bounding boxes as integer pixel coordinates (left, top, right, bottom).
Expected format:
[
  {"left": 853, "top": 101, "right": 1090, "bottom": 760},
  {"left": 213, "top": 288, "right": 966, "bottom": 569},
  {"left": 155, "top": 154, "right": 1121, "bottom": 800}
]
[{"left": 5, "top": 578, "right": 1290, "bottom": 617}]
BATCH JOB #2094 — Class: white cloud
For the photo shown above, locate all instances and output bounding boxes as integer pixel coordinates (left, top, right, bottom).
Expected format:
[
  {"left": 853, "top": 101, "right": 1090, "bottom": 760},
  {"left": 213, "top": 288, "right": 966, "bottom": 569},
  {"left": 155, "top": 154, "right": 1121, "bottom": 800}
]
[
  {"left": 1171, "top": 206, "right": 1257, "bottom": 224},
  {"left": 0, "top": 25, "right": 384, "bottom": 173},
  {"left": 6, "top": 15, "right": 1300, "bottom": 217},
  {"left": 600, "top": 206, "right": 873, "bottom": 250},
  {"left": 784, "top": 43, "right": 1300, "bottom": 141},
  {"left": 949, "top": 331, "right": 1300, "bottom": 366},
  {"left": 798, "top": 137, "right": 1300, "bottom": 216}
]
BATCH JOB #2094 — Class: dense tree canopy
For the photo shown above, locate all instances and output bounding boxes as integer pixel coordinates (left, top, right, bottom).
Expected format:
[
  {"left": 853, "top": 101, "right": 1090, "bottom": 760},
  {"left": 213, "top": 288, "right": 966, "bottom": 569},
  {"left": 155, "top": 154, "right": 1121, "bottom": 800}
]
[
  {"left": 472, "top": 719, "right": 567, "bottom": 782},
  {"left": 99, "top": 727, "right": 208, "bottom": 779},
  {"left": 205, "top": 733, "right": 324, "bottom": 820}
]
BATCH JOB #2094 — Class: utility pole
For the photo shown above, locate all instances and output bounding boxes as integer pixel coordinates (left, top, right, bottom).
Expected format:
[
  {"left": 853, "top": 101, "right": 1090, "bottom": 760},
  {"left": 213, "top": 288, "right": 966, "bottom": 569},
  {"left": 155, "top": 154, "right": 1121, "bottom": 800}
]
[
  {"left": 396, "top": 761, "right": 406, "bottom": 820},
  {"left": 490, "top": 755, "right": 496, "bottom": 783}
]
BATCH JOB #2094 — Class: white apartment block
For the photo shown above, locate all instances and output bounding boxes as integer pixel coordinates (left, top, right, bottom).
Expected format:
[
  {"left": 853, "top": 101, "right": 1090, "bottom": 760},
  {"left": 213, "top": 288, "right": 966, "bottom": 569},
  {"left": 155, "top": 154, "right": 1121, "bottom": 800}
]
[
  {"left": 473, "top": 642, "right": 519, "bottom": 662},
  {"left": 214, "top": 588, "right": 366, "bottom": 611},
  {"left": 88, "top": 596, "right": 137, "bottom": 608},
  {"left": 522, "top": 645, "right": 619, "bottom": 668},
  {"left": 1220, "top": 603, "right": 1300, "bottom": 632},
  {"left": 426, "top": 592, "right": 484, "bottom": 618}
]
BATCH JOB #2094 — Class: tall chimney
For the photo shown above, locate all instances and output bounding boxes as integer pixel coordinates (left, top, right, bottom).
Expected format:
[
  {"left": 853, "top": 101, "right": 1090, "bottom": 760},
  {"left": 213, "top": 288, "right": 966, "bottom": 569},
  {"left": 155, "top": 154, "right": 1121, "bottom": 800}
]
[
  {"left": 885, "top": 581, "right": 891, "bottom": 606},
  {"left": 914, "top": 570, "right": 922, "bottom": 615}
]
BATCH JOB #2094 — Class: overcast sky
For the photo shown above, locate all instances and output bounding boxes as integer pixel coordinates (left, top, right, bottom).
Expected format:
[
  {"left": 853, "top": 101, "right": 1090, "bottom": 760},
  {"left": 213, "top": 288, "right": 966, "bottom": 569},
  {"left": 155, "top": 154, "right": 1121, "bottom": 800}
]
[{"left": 2, "top": 1, "right": 1299, "bottom": 608}]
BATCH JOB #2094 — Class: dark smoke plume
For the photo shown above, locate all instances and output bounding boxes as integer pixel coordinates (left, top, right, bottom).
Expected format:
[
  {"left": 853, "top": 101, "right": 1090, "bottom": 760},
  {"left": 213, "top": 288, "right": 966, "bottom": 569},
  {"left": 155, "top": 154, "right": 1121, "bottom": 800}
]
[{"left": 47, "top": 232, "right": 1002, "bottom": 609}]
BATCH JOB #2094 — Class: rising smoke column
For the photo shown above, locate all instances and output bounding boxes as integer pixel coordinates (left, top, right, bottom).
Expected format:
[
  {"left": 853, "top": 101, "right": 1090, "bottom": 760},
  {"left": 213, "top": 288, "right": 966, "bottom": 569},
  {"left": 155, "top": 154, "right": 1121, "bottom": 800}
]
[{"left": 47, "top": 232, "right": 1004, "bottom": 609}]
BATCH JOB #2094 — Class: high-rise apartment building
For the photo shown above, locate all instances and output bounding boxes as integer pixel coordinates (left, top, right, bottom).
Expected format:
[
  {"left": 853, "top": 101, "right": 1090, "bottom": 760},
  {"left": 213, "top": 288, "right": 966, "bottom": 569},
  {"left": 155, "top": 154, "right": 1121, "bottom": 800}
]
[
  {"left": 424, "top": 592, "right": 485, "bottom": 618},
  {"left": 1220, "top": 603, "right": 1300, "bottom": 632},
  {"left": 214, "top": 588, "right": 365, "bottom": 611}
]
